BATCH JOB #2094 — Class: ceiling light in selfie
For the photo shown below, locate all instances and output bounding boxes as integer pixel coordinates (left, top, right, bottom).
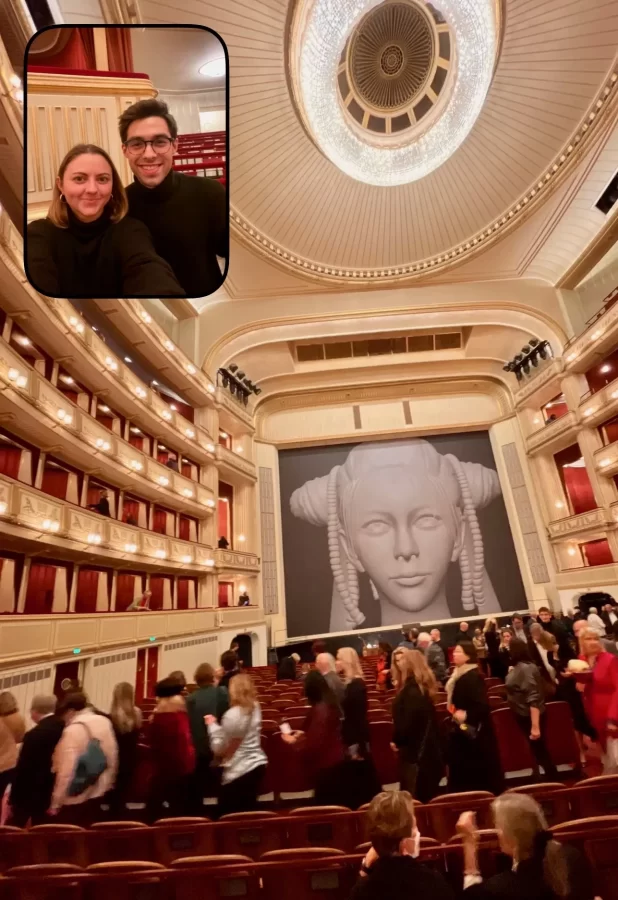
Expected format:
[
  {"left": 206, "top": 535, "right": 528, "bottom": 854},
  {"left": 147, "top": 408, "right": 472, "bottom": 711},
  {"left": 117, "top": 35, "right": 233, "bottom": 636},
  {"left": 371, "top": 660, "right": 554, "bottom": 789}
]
[
  {"left": 295, "top": 0, "right": 496, "bottom": 186},
  {"left": 200, "top": 58, "right": 226, "bottom": 78}
]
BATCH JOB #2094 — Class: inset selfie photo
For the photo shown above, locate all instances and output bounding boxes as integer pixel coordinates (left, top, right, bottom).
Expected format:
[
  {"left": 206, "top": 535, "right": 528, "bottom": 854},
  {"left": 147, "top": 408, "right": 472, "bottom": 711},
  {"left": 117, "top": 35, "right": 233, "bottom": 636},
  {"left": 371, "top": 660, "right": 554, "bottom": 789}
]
[{"left": 24, "top": 25, "right": 228, "bottom": 300}]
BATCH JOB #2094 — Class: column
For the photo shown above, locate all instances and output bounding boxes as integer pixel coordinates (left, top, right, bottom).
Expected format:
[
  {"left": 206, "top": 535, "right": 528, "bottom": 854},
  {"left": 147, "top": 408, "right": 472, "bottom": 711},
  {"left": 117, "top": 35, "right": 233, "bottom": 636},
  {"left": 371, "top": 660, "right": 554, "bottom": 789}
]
[
  {"left": 110, "top": 570, "right": 118, "bottom": 612},
  {"left": 16, "top": 557, "right": 31, "bottom": 613},
  {"left": 68, "top": 563, "right": 78, "bottom": 613}
]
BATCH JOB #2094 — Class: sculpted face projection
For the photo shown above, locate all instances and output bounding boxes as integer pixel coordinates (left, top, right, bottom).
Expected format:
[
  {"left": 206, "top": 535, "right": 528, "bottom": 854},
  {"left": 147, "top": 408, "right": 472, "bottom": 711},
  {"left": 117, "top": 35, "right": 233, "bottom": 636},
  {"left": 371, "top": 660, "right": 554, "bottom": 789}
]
[{"left": 290, "top": 439, "right": 502, "bottom": 629}]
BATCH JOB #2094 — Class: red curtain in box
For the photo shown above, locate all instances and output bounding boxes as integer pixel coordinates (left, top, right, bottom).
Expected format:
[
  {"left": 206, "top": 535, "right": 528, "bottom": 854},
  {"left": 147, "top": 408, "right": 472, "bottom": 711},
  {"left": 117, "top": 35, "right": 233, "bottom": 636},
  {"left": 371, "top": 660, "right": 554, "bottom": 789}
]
[
  {"left": 75, "top": 568, "right": 100, "bottom": 614},
  {"left": 562, "top": 467, "right": 597, "bottom": 515},
  {"left": 0, "top": 447, "right": 21, "bottom": 480},
  {"left": 218, "top": 500, "right": 230, "bottom": 541},
  {"left": 29, "top": 27, "right": 95, "bottom": 70},
  {"left": 149, "top": 577, "right": 165, "bottom": 610},
  {"left": 153, "top": 509, "right": 167, "bottom": 535},
  {"left": 218, "top": 582, "right": 231, "bottom": 608},
  {"left": 129, "top": 436, "right": 144, "bottom": 451},
  {"left": 147, "top": 646, "right": 159, "bottom": 696},
  {"left": 122, "top": 498, "right": 140, "bottom": 524},
  {"left": 583, "top": 539, "right": 614, "bottom": 567},
  {"left": 116, "top": 573, "right": 137, "bottom": 611},
  {"left": 179, "top": 517, "right": 190, "bottom": 541},
  {"left": 181, "top": 463, "right": 192, "bottom": 479},
  {"left": 41, "top": 468, "right": 68, "bottom": 500},
  {"left": 25, "top": 563, "right": 56, "bottom": 614},
  {"left": 106, "top": 28, "right": 134, "bottom": 73},
  {"left": 177, "top": 578, "right": 189, "bottom": 610},
  {"left": 157, "top": 452, "right": 169, "bottom": 465}
]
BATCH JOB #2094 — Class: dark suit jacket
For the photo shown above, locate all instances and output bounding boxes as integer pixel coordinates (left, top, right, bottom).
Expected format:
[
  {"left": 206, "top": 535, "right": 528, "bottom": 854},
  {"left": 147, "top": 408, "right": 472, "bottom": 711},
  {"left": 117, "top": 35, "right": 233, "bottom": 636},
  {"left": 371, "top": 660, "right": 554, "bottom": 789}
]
[{"left": 10, "top": 715, "right": 64, "bottom": 823}]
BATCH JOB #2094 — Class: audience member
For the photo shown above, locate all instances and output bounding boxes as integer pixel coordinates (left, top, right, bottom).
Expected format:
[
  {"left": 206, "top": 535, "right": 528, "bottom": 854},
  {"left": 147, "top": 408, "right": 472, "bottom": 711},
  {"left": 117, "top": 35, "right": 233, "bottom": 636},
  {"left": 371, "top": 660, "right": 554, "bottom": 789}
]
[
  {"left": 9, "top": 695, "right": 63, "bottom": 827},
  {"left": 495, "top": 629, "right": 513, "bottom": 680},
  {"left": 277, "top": 652, "right": 300, "bottom": 681},
  {"left": 399, "top": 628, "right": 418, "bottom": 650},
  {"left": 528, "top": 623, "right": 558, "bottom": 698},
  {"left": 455, "top": 622, "right": 470, "bottom": 643},
  {"left": 390, "top": 646, "right": 407, "bottom": 693},
  {"left": 315, "top": 652, "right": 345, "bottom": 705},
  {"left": 148, "top": 678, "right": 195, "bottom": 819},
  {"left": 127, "top": 589, "right": 151, "bottom": 611},
  {"left": 218, "top": 535, "right": 229, "bottom": 549},
  {"left": 586, "top": 607, "right": 606, "bottom": 637},
  {"left": 219, "top": 650, "right": 241, "bottom": 690},
  {"left": 576, "top": 628, "right": 618, "bottom": 773},
  {"left": 511, "top": 615, "right": 528, "bottom": 643},
  {"left": 238, "top": 591, "right": 251, "bottom": 607},
  {"left": 473, "top": 628, "right": 489, "bottom": 675},
  {"left": 446, "top": 642, "right": 503, "bottom": 794},
  {"left": 392, "top": 649, "right": 443, "bottom": 802},
  {"left": 601, "top": 601, "right": 618, "bottom": 635},
  {"left": 537, "top": 607, "right": 572, "bottom": 662},
  {"left": 483, "top": 618, "right": 500, "bottom": 678},
  {"left": 574, "top": 616, "right": 618, "bottom": 658},
  {"left": 0, "top": 691, "right": 25, "bottom": 801},
  {"left": 351, "top": 791, "right": 454, "bottom": 900},
  {"left": 50, "top": 692, "right": 117, "bottom": 824},
  {"left": 375, "top": 643, "right": 393, "bottom": 692},
  {"left": 505, "top": 639, "right": 558, "bottom": 782},
  {"left": 87, "top": 488, "right": 111, "bottom": 517},
  {"left": 168, "top": 670, "right": 187, "bottom": 691},
  {"left": 187, "top": 662, "right": 229, "bottom": 812},
  {"left": 206, "top": 674, "right": 267, "bottom": 816},
  {"left": 108, "top": 682, "right": 142, "bottom": 815},
  {"left": 282, "top": 670, "right": 345, "bottom": 805},
  {"left": 457, "top": 794, "right": 594, "bottom": 899},
  {"left": 417, "top": 631, "right": 447, "bottom": 684},
  {"left": 429, "top": 628, "right": 448, "bottom": 657},
  {"left": 337, "top": 647, "right": 381, "bottom": 807}
]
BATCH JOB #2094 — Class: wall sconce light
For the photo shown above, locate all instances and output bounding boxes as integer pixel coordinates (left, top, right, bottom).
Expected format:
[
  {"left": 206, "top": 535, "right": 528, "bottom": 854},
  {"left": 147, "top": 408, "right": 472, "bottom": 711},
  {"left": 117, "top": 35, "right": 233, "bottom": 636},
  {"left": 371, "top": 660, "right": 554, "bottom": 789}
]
[
  {"left": 205, "top": 559, "right": 215, "bottom": 567},
  {"left": 567, "top": 546, "right": 577, "bottom": 556},
  {"left": 161, "top": 410, "right": 172, "bottom": 421},
  {"left": 207, "top": 384, "right": 215, "bottom": 394},
  {"left": 141, "top": 311, "right": 152, "bottom": 324},
  {"left": 600, "top": 458, "right": 611, "bottom": 467},
  {"left": 42, "top": 519, "right": 60, "bottom": 532},
  {"left": 125, "top": 543, "right": 137, "bottom": 553},
  {"left": 591, "top": 331, "right": 602, "bottom": 341},
  {"left": 554, "top": 501, "right": 564, "bottom": 509},
  {"left": 182, "top": 488, "right": 194, "bottom": 498},
  {"left": 57, "top": 409, "right": 72, "bottom": 425},
  {"left": 206, "top": 499, "right": 216, "bottom": 508},
  {"left": 105, "top": 356, "right": 118, "bottom": 372},
  {"left": 130, "top": 460, "right": 143, "bottom": 472},
  {"left": 164, "top": 340, "right": 175, "bottom": 352},
  {"left": 181, "top": 555, "right": 192, "bottom": 564},
  {"left": 0, "top": 501, "right": 7, "bottom": 515},
  {"left": 68, "top": 316, "right": 85, "bottom": 335},
  {"left": 186, "top": 364, "right": 196, "bottom": 375},
  {"left": 154, "top": 549, "right": 167, "bottom": 559},
  {"left": 238, "top": 534, "right": 246, "bottom": 542},
  {"left": 95, "top": 438, "right": 111, "bottom": 451},
  {"left": 206, "top": 443, "right": 215, "bottom": 453},
  {"left": 7, "top": 368, "right": 27, "bottom": 388},
  {"left": 185, "top": 429, "right": 195, "bottom": 439},
  {"left": 87, "top": 533, "right": 101, "bottom": 544},
  {"left": 158, "top": 476, "right": 170, "bottom": 487},
  {"left": 584, "top": 409, "right": 594, "bottom": 417},
  {"left": 134, "top": 386, "right": 147, "bottom": 399}
]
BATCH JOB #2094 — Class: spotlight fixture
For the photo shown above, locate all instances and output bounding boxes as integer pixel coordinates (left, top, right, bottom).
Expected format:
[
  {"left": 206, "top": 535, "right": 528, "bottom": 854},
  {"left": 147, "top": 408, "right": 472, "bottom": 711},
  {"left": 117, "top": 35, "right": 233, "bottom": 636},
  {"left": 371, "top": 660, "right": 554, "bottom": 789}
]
[
  {"left": 218, "top": 366, "right": 261, "bottom": 405},
  {"left": 228, "top": 364, "right": 239, "bottom": 373},
  {"left": 503, "top": 339, "right": 552, "bottom": 383},
  {"left": 236, "top": 371, "right": 246, "bottom": 380}
]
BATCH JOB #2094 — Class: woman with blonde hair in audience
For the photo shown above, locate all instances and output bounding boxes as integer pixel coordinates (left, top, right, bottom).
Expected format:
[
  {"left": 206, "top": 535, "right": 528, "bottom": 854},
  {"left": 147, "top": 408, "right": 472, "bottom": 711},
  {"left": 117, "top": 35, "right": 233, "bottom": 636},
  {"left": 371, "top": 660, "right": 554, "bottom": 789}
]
[
  {"left": 336, "top": 647, "right": 381, "bottom": 807},
  {"left": 109, "top": 682, "right": 142, "bottom": 815},
  {"left": 0, "top": 692, "right": 25, "bottom": 801},
  {"left": 392, "top": 649, "right": 443, "bottom": 802},
  {"left": 352, "top": 790, "right": 454, "bottom": 900},
  {"left": 496, "top": 628, "right": 513, "bottom": 680},
  {"left": 390, "top": 646, "right": 407, "bottom": 693},
  {"left": 575, "top": 628, "right": 618, "bottom": 772},
  {"left": 206, "top": 674, "right": 267, "bottom": 816},
  {"left": 457, "top": 793, "right": 594, "bottom": 899},
  {"left": 483, "top": 617, "right": 500, "bottom": 678}
]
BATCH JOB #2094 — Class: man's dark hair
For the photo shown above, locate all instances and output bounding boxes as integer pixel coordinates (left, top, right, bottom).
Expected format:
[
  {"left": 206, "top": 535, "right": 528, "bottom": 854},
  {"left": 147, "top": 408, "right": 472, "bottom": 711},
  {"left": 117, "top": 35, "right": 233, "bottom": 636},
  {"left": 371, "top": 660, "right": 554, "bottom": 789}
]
[
  {"left": 509, "top": 638, "right": 532, "bottom": 665},
  {"left": 538, "top": 606, "right": 551, "bottom": 614},
  {"left": 512, "top": 615, "right": 523, "bottom": 622},
  {"left": 56, "top": 691, "right": 89, "bottom": 716},
  {"left": 119, "top": 98, "right": 178, "bottom": 143},
  {"left": 304, "top": 670, "right": 338, "bottom": 708},
  {"left": 220, "top": 650, "right": 238, "bottom": 672}
]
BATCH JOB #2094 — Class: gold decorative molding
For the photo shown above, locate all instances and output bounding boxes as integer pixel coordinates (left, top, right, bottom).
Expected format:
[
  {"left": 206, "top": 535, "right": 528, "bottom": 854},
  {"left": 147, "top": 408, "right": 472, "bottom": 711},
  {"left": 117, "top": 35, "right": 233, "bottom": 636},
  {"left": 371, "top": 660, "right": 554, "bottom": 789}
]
[
  {"left": 548, "top": 506, "right": 614, "bottom": 540},
  {"left": 565, "top": 299, "right": 618, "bottom": 372},
  {"left": 215, "top": 444, "right": 258, "bottom": 482},
  {"left": 514, "top": 358, "right": 565, "bottom": 407},
  {"left": 526, "top": 411, "right": 579, "bottom": 456},
  {"left": 27, "top": 72, "right": 156, "bottom": 97},
  {"left": 555, "top": 563, "right": 618, "bottom": 590},
  {"left": 214, "top": 548, "right": 261, "bottom": 572},
  {"left": 229, "top": 67, "right": 618, "bottom": 286},
  {"left": 215, "top": 387, "right": 255, "bottom": 430}
]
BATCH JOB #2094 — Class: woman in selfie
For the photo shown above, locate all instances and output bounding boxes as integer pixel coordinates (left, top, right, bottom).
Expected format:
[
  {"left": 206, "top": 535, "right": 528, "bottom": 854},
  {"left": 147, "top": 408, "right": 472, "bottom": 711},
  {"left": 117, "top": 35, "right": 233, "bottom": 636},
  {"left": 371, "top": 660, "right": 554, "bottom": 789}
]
[{"left": 27, "top": 143, "right": 183, "bottom": 298}]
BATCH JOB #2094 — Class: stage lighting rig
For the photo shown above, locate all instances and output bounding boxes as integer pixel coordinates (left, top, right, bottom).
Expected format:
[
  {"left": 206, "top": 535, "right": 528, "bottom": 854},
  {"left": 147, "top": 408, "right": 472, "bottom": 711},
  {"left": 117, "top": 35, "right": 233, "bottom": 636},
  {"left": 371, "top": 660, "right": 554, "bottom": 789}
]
[
  {"left": 217, "top": 364, "right": 262, "bottom": 405},
  {"left": 503, "top": 339, "right": 552, "bottom": 383}
]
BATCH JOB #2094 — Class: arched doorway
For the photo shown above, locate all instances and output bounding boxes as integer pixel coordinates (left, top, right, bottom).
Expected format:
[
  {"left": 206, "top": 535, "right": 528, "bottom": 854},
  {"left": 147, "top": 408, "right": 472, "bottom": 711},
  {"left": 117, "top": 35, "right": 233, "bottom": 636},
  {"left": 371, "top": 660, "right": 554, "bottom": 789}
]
[{"left": 232, "top": 633, "right": 252, "bottom": 667}]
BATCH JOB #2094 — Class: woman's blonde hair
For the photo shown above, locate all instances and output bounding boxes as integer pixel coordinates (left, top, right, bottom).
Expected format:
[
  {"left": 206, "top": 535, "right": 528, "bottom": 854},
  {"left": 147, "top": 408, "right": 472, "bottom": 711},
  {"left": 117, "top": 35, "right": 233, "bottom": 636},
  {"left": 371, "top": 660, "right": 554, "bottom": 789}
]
[
  {"left": 492, "top": 794, "right": 569, "bottom": 897},
  {"left": 399, "top": 649, "right": 438, "bottom": 701},
  {"left": 48, "top": 143, "right": 128, "bottom": 228},
  {"left": 578, "top": 627, "right": 603, "bottom": 657},
  {"left": 483, "top": 617, "right": 497, "bottom": 633},
  {"left": 110, "top": 682, "right": 141, "bottom": 734},
  {"left": 390, "top": 647, "right": 406, "bottom": 691},
  {"left": 337, "top": 647, "right": 363, "bottom": 682},
  {"left": 229, "top": 674, "right": 257, "bottom": 711},
  {"left": 0, "top": 692, "right": 18, "bottom": 716}
]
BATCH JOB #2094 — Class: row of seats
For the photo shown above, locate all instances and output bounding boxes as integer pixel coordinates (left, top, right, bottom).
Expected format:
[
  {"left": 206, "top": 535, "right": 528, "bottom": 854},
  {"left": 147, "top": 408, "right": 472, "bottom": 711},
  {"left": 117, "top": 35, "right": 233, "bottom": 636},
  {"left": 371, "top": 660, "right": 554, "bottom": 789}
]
[
  {"left": 1, "top": 819, "right": 618, "bottom": 900},
  {"left": 2, "top": 778, "right": 617, "bottom": 866}
]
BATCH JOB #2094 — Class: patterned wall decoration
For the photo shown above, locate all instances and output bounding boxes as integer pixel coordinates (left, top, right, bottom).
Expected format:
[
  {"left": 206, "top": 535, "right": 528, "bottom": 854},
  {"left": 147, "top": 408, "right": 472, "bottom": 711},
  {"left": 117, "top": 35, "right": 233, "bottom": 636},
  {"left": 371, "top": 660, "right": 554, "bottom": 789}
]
[
  {"left": 502, "top": 441, "right": 550, "bottom": 584},
  {"left": 259, "top": 466, "right": 279, "bottom": 615}
]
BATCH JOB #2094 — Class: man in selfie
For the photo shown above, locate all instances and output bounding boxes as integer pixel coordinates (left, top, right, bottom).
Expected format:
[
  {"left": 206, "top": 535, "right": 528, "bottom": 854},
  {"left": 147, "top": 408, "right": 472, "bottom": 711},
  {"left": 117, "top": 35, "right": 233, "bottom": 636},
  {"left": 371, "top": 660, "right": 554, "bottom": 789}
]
[{"left": 119, "top": 98, "right": 227, "bottom": 297}]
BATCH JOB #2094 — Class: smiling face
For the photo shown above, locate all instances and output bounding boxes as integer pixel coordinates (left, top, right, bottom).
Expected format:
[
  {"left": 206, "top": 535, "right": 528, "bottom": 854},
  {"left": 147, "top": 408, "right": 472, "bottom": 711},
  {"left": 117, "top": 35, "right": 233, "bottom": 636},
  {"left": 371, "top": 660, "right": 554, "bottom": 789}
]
[
  {"left": 123, "top": 116, "right": 177, "bottom": 187},
  {"left": 344, "top": 469, "right": 462, "bottom": 615},
  {"left": 58, "top": 153, "right": 113, "bottom": 222}
]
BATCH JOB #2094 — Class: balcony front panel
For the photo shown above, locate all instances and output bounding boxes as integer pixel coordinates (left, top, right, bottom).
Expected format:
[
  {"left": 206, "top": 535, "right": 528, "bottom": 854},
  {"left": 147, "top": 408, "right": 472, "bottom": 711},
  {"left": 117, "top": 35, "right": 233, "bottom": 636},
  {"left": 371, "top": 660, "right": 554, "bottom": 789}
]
[
  {"left": 555, "top": 563, "right": 618, "bottom": 590},
  {"left": 218, "top": 607, "right": 265, "bottom": 629},
  {"left": 594, "top": 442, "right": 618, "bottom": 478},
  {"left": 525, "top": 411, "right": 579, "bottom": 456},
  {"left": 215, "top": 444, "right": 257, "bottom": 482},
  {"left": 214, "top": 548, "right": 260, "bottom": 572},
  {"left": 514, "top": 358, "right": 565, "bottom": 408},
  {"left": 547, "top": 507, "right": 614, "bottom": 541},
  {"left": 564, "top": 300, "right": 618, "bottom": 373},
  {"left": 579, "top": 381, "right": 618, "bottom": 429},
  {"left": 215, "top": 388, "right": 255, "bottom": 433}
]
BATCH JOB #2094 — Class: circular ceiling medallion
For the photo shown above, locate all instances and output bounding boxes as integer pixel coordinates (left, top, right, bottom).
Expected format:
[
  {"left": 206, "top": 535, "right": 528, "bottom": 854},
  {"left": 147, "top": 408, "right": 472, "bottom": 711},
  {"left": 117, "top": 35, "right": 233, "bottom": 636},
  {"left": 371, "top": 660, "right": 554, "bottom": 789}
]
[{"left": 289, "top": 0, "right": 497, "bottom": 185}]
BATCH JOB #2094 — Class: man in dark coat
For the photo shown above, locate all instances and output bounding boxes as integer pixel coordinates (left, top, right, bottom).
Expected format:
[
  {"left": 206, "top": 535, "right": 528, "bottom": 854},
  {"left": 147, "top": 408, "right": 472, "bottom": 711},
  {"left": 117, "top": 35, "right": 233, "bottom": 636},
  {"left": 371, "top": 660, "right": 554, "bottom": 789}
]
[{"left": 9, "top": 695, "right": 64, "bottom": 826}]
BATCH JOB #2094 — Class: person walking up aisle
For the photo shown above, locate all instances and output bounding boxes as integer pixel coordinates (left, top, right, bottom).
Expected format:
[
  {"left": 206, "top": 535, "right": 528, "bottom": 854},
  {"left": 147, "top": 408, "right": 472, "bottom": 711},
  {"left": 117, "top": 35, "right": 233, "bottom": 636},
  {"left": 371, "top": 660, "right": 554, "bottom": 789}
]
[
  {"left": 9, "top": 695, "right": 63, "bottom": 827},
  {"left": 187, "top": 662, "right": 229, "bottom": 814},
  {"left": 337, "top": 647, "right": 381, "bottom": 807},
  {"left": 206, "top": 674, "right": 267, "bottom": 817},
  {"left": 108, "top": 682, "right": 142, "bottom": 817},
  {"left": 0, "top": 692, "right": 25, "bottom": 804},
  {"left": 148, "top": 678, "right": 195, "bottom": 820}
]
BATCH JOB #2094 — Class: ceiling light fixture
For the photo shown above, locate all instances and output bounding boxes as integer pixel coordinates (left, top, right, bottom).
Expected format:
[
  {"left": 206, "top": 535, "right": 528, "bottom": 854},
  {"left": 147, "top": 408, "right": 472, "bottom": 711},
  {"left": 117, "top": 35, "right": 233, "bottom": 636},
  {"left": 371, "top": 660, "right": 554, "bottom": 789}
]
[
  {"left": 294, "top": 0, "right": 496, "bottom": 185},
  {"left": 200, "top": 58, "right": 226, "bottom": 78}
]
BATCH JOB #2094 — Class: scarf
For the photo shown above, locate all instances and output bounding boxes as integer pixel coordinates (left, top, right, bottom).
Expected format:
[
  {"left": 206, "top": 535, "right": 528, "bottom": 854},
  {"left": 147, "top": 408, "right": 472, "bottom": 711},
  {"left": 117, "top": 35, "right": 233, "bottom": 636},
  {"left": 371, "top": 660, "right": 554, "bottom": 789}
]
[{"left": 445, "top": 663, "right": 479, "bottom": 707}]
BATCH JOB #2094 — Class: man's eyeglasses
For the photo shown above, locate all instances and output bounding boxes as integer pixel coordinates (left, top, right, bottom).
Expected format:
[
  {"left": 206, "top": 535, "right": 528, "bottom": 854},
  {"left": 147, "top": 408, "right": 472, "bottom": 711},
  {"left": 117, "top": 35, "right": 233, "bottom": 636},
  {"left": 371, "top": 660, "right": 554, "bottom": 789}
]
[{"left": 124, "top": 136, "right": 173, "bottom": 155}]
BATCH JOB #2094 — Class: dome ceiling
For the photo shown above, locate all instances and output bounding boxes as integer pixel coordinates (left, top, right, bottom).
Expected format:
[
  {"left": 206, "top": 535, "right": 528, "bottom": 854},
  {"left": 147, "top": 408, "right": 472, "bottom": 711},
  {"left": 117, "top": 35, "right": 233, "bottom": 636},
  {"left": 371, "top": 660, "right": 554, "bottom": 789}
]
[{"left": 115, "top": 2, "right": 618, "bottom": 284}]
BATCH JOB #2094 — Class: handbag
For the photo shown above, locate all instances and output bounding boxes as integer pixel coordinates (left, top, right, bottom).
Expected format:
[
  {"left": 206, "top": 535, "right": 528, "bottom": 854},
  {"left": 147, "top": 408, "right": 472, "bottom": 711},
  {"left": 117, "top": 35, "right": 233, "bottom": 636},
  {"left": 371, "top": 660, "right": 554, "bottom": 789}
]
[{"left": 67, "top": 722, "right": 108, "bottom": 797}]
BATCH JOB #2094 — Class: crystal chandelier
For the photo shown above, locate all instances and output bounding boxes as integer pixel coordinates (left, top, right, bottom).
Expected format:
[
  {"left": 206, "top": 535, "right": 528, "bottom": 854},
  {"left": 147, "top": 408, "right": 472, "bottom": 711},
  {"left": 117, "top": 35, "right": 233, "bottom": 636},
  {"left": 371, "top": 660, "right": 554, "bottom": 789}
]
[{"left": 296, "top": 0, "right": 496, "bottom": 186}]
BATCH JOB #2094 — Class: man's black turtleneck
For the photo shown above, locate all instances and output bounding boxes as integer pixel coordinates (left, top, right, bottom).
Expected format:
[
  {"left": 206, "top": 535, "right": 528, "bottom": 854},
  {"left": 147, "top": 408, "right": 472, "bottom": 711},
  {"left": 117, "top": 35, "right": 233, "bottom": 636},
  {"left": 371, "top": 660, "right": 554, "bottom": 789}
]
[
  {"left": 126, "top": 170, "right": 227, "bottom": 298},
  {"left": 26, "top": 208, "right": 183, "bottom": 299}
]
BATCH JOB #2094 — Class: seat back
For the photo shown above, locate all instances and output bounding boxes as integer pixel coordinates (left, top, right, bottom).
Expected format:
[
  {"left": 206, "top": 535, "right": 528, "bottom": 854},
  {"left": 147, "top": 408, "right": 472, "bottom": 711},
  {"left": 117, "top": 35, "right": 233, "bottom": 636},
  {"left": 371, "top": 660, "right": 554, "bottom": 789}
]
[
  {"left": 29, "top": 825, "right": 89, "bottom": 868},
  {"left": 216, "top": 817, "right": 287, "bottom": 859},
  {"left": 168, "top": 862, "right": 260, "bottom": 900},
  {"left": 505, "top": 784, "right": 572, "bottom": 827},
  {"left": 491, "top": 707, "right": 536, "bottom": 776},
  {"left": 260, "top": 848, "right": 344, "bottom": 862},
  {"left": 268, "top": 733, "right": 313, "bottom": 797},
  {"left": 151, "top": 821, "right": 216, "bottom": 865},
  {"left": 569, "top": 776, "right": 618, "bottom": 819},
  {"left": 86, "top": 826, "right": 155, "bottom": 864},
  {"left": 284, "top": 811, "right": 360, "bottom": 852},
  {"left": 259, "top": 854, "right": 361, "bottom": 900},
  {"left": 544, "top": 702, "right": 580, "bottom": 772},
  {"left": 369, "top": 721, "right": 398, "bottom": 786},
  {"left": 427, "top": 792, "right": 494, "bottom": 843}
]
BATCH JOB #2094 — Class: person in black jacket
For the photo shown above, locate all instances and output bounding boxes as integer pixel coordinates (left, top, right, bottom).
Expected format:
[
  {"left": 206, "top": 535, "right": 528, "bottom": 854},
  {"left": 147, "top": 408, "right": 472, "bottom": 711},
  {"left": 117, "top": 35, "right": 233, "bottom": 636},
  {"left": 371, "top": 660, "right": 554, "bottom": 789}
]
[
  {"left": 9, "top": 695, "right": 64, "bottom": 827},
  {"left": 392, "top": 649, "right": 443, "bottom": 802},
  {"left": 108, "top": 682, "right": 142, "bottom": 816},
  {"left": 351, "top": 790, "right": 454, "bottom": 900},
  {"left": 483, "top": 618, "right": 501, "bottom": 678},
  {"left": 119, "top": 99, "right": 227, "bottom": 298},
  {"left": 276, "top": 653, "right": 300, "bottom": 681},
  {"left": 457, "top": 793, "right": 595, "bottom": 900},
  {"left": 446, "top": 642, "right": 503, "bottom": 794},
  {"left": 26, "top": 144, "right": 184, "bottom": 299},
  {"left": 336, "top": 648, "right": 381, "bottom": 807}
]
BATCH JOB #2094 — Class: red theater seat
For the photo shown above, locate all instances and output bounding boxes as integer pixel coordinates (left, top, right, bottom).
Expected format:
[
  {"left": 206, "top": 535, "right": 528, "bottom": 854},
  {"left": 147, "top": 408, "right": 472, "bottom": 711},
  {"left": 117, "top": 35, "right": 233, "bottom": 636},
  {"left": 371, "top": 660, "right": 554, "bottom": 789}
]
[
  {"left": 568, "top": 775, "right": 618, "bottom": 819},
  {"left": 427, "top": 792, "right": 494, "bottom": 843}
]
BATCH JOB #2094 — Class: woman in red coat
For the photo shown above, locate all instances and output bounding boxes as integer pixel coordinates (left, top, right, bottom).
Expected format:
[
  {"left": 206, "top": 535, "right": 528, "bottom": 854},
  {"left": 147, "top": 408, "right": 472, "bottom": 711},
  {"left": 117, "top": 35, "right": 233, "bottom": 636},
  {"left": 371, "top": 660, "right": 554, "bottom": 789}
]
[
  {"left": 147, "top": 678, "right": 196, "bottom": 819},
  {"left": 578, "top": 629, "right": 618, "bottom": 770}
]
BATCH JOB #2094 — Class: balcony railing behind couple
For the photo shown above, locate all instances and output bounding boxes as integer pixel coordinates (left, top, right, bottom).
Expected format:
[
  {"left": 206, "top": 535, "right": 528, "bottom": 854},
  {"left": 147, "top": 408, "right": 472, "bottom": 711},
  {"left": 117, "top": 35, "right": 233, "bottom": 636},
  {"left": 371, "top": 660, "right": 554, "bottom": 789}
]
[{"left": 173, "top": 130, "right": 226, "bottom": 183}]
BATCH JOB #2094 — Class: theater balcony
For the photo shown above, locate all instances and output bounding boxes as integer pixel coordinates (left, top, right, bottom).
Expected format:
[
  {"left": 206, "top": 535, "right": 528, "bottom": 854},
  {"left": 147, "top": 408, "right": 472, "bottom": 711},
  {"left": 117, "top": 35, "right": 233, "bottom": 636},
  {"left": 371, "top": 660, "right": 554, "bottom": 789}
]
[
  {"left": 547, "top": 506, "right": 614, "bottom": 542},
  {"left": 0, "top": 32, "right": 23, "bottom": 230},
  {"left": 513, "top": 358, "right": 565, "bottom": 409},
  {"left": 214, "top": 547, "right": 260, "bottom": 574},
  {"left": 525, "top": 411, "right": 580, "bottom": 456},
  {"left": 593, "top": 443, "right": 618, "bottom": 478},
  {"left": 215, "top": 443, "right": 257, "bottom": 483},
  {"left": 564, "top": 286, "right": 618, "bottom": 373},
  {"left": 578, "top": 377, "right": 618, "bottom": 429}
]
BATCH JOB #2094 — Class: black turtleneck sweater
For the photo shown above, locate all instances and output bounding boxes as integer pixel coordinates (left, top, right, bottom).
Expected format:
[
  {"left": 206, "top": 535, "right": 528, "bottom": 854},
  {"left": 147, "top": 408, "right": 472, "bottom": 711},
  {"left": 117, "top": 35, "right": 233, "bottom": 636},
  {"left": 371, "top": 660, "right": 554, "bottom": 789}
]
[
  {"left": 26, "top": 209, "right": 183, "bottom": 299},
  {"left": 126, "top": 170, "right": 227, "bottom": 298}
]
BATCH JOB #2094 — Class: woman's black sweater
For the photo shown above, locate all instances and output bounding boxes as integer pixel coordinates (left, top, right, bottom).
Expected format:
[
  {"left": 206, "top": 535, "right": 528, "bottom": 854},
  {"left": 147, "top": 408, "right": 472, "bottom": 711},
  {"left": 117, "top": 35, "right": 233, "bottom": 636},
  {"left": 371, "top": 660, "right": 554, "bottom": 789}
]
[{"left": 26, "top": 209, "right": 184, "bottom": 298}]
